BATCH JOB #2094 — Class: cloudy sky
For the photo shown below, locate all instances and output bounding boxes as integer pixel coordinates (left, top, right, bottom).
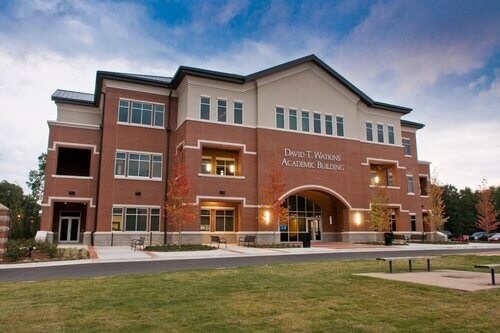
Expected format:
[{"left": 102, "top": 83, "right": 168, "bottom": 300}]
[{"left": 0, "top": 0, "right": 499, "bottom": 191}]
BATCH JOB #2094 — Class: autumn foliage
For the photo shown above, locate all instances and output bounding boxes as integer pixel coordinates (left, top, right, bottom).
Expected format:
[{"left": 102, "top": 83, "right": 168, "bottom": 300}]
[
  {"left": 424, "top": 173, "right": 448, "bottom": 232},
  {"left": 261, "top": 164, "right": 289, "bottom": 241},
  {"left": 476, "top": 180, "right": 500, "bottom": 238},
  {"left": 369, "top": 185, "right": 392, "bottom": 232}
]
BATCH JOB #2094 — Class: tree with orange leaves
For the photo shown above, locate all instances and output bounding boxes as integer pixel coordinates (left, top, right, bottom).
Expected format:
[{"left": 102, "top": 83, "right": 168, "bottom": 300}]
[
  {"left": 261, "top": 164, "right": 289, "bottom": 243},
  {"left": 476, "top": 179, "right": 499, "bottom": 240},
  {"left": 165, "top": 158, "right": 195, "bottom": 247}
]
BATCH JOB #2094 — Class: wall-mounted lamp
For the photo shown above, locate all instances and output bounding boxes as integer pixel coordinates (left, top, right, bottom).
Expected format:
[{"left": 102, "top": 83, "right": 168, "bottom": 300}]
[
  {"left": 229, "top": 164, "right": 235, "bottom": 174},
  {"left": 374, "top": 175, "right": 380, "bottom": 185},
  {"left": 68, "top": 191, "right": 75, "bottom": 196},
  {"left": 354, "top": 212, "right": 362, "bottom": 226},
  {"left": 135, "top": 191, "right": 141, "bottom": 196},
  {"left": 264, "top": 210, "right": 271, "bottom": 224},
  {"left": 329, "top": 216, "right": 333, "bottom": 225},
  {"left": 219, "top": 190, "right": 225, "bottom": 195}
]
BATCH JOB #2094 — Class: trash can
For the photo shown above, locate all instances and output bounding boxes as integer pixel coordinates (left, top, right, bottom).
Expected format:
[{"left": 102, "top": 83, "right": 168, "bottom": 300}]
[
  {"left": 302, "top": 233, "right": 311, "bottom": 248},
  {"left": 384, "top": 232, "right": 394, "bottom": 246}
]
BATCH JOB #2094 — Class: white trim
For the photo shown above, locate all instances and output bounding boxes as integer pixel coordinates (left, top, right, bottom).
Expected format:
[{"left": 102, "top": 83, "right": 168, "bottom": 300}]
[
  {"left": 116, "top": 148, "right": 163, "bottom": 156},
  {"left": 278, "top": 185, "right": 352, "bottom": 209},
  {"left": 119, "top": 97, "right": 165, "bottom": 106},
  {"left": 42, "top": 196, "right": 95, "bottom": 207},
  {"left": 48, "top": 141, "right": 99, "bottom": 154},
  {"left": 201, "top": 206, "right": 236, "bottom": 211},
  {"left": 194, "top": 196, "right": 261, "bottom": 208},
  {"left": 114, "top": 176, "right": 162, "bottom": 182},
  {"left": 217, "top": 97, "right": 228, "bottom": 101},
  {"left": 117, "top": 122, "right": 165, "bottom": 130},
  {"left": 368, "top": 185, "right": 400, "bottom": 189},
  {"left": 198, "top": 173, "right": 245, "bottom": 180},
  {"left": 47, "top": 120, "right": 100, "bottom": 130},
  {"left": 113, "top": 204, "right": 161, "bottom": 208},
  {"left": 183, "top": 139, "right": 257, "bottom": 155},
  {"left": 407, "top": 192, "right": 415, "bottom": 196},
  {"left": 51, "top": 175, "right": 93, "bottom": 180},
  {"left": 367, "top": 202, "right": 409, "bottom": 213},
  {"left": 418, "top": 174, "right": 430, "bottom": 178},
  {"left": 183, "top": 117, "right": 256, "bottom": 129},
  {"left": 361, "top": 157, "right": 406, "bottom": 169},
  {"left": 409, "top": 212, "right": 417, "bottom": 216},
  {"left": 418, "top": 160, "right": 431, "bottom": 165},
  {"left": 200, "top": 94, "right": 212, "bottom": 98}
]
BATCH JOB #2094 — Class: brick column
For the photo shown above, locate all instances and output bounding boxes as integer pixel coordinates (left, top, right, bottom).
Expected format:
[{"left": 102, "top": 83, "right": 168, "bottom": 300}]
[{"left": 0, "top": 203, "right": 9, "bottom": 261}]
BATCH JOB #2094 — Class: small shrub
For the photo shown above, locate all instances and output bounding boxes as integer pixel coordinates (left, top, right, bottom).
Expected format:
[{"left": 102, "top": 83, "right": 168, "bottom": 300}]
[
  {"left": 5, "top": 239, "right": 30, "bottom": 261},
  {"left": 36, "top": 242, "right": 59, "bottom": 258}
]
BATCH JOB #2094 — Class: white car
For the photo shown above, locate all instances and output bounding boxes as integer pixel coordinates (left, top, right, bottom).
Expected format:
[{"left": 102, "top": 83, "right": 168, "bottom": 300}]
[{"left": 488, "top": 233, "right": 500, "bottom": 241}]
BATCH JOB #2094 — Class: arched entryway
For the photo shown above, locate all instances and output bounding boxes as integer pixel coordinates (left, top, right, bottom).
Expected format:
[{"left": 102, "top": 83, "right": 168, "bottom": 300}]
[{"left": 280, "top": 186, "right": 350, "bottom": 242}]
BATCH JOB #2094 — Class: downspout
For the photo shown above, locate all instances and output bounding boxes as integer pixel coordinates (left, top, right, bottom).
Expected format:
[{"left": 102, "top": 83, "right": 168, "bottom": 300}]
[
  {"left": 92, "top": 92, "right": 106, "bottom": 246},
  {"left": 164, "top": 87, "right": 173, "bottom": 244}
]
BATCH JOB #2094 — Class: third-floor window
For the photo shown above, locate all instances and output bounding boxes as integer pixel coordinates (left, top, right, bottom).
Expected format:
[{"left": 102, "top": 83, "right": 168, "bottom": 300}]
[{"left": 118, "top": 100, "right": 164, "bottom": 127}]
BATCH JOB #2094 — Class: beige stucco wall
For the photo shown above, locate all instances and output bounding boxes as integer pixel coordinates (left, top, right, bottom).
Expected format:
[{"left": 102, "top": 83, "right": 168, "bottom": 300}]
[{"left": 56, "top": 103, "right": 102, "bottom": 126}]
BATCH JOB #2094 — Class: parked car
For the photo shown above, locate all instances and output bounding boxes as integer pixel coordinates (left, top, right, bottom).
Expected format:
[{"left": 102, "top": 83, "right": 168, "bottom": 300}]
[
  {"left": 469, "top": 232, "right": 487, "bottom": 240},
  {"left": 488, "top": 233, "right": 500, "bottom": 241},
  {"left": 451, "top": 234, "right": 469, "bottom": 242},
  {"left": 442, "top": 230, "right": 452, "bottom": 239}
]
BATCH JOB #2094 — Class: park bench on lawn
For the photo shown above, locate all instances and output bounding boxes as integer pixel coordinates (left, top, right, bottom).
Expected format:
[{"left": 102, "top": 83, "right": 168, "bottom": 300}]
[
  {"left": 474, "top": 264, "right": 499, "bottom": 285},
  {"left": 377, "top": 256, "right": 437, "bottom": 273},
  {"left": 210, "top": 235, "right": 227, "bottom": 249},
  {"left": 238, "top": 235, "right": 257, "bottom": 247}
]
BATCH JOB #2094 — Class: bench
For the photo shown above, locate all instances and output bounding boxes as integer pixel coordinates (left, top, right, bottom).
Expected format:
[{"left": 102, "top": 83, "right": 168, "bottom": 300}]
[
  {"left": 474, "top": 264, "right": 499, "bottom": 285},
  {"left": 377, "top": 256, "right": 436, "bottom": 273},
  {"left": 239, "top": 235, "right": 257, "bottom": 247},
  {"left": 408, "top": 233, "right": 426, "bottom": 243},
  {"left": 131, "top": 237, "right": 145, "bottom": 251},
  {"left": 210, "top": 236, "right": 227, "bottom": 249},
  {"left": 392, "top": 234, "right": 410, "bottom": 245}
]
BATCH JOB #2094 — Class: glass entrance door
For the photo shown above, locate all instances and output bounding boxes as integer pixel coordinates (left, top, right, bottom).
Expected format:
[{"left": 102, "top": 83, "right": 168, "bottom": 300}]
[
  {"left": 307, "top": 218, "right": 321, "bottom": 241},
  {"left": 59, "top": 212, "right": 80, "bottom": 242}
]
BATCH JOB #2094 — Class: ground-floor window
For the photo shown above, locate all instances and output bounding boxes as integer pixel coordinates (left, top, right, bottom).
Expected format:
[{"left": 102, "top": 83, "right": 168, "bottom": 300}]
[
  {"left": 199, "top": 208, "right": 235, "bottom": 232},
  {"left": 112, "top": 207, "right": 161, "bottom": 232},
  {"left": 410, "top": 215, "right": 417, "bottom": 231},
  {"left": 281, "top": 195, "right": 321, "bottom": 242},
  {"left": 390, "top": 212, "right": 397, "bottom": 231}
]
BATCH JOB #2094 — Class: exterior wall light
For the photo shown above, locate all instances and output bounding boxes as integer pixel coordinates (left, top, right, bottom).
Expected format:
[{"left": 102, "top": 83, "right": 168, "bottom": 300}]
[
  {"left": 264, "top": 210, "right": 271, "bottom": 223},
  {"left": 206, "top": 163, "right": 211, "bottom": 172},
  {"left": 354, "top": 212, "right": 362, "bottom": 226},
  {"left": 374, "top": 175, "right": 380, "bottom": 185},
  {"left": 229, "top": 164, "right": 235, "bottom": 174}
]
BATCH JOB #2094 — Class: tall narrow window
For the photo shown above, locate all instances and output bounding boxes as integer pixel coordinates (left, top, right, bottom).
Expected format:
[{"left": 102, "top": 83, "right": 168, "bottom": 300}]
[
  {"left": 118, "top": 100, "right": 129, "bottom": 123},
  {"left": 313, "top": 113, "right": 321, "bottom": 134},
  {"left": 325, "top": 115, "right": 333, "bottom": 135},
  {"left": 115, "top": 152, "right": 126, "bottom": 176},
  {"left": 336, "top": 116, "right": 344, "bottom": 136},
  {"left": 201, "top": 157, "right": 212, "bottom": 174},
  {"left": 366, "top": 122, "right": 373, "bottom": 141},
  {"left": 302, "top": 111, "right": 310, "bottom": 132},
  {"left": 217, "top": 99, "right": 227, "bottom": 122},
  {"left": 276, "top": 107, "right": 285, "bottom": 129},
  {"left": 388, "top": 125, "right": 395, "bottom": 144},
  {"left": 112, "top": 208, "right": 123, "bottom": 231},
  {"left": 390, "top": 213, "right": 397, "bottom": 231},
  {"left": 410, "top": 215, "right": 417, "bottom": 231},
  {"left": 407, "top": 175, "right": 414, "bottom": 194},
  {"left": 377, "top": 124, "right": 384, "bottom": 143},
  {"left": 200, "top": 97, "right": 210, "bottom": 120},
  {"left": 154, "top": 105, "right": 164, "bottom": 127},
  {"left": 200, "top": 209, "right": 210, "bottom": 231},
  {"left": 386, "top": 169, "right": 394, "bottom": 186},
  {"left": 152, "top": 155, "right": 162, "bottom": 179},
  {"left": 150, "top": 208, "right": 160, "bottom": 231},
  {"left": 403, "top": 138, "right": 411, "bottom": 156},
  {"left": 289, "top": 109, "right": 297, "bottom": 130},
  {"left": 234, "top": 101, "right": 243, "bottom": 124}
]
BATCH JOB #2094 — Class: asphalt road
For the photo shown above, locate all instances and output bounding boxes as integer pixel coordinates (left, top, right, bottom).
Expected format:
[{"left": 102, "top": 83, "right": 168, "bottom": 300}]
[{"left": 1, "top": 247, "right": 498, "bottom": 282}]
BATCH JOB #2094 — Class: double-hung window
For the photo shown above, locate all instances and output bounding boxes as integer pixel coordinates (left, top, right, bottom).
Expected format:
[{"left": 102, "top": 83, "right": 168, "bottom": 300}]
[
  {"left": 217, "top": 99, "right": 227, "bottom": 122},
  {"left": 403, "top": 138, "right": 411, "bottom": 156},
  {"left": 276, "top": 107, "right": 285, "bottom": 129},
  {"left": 234, "top": 101, "right": 243, "bottom": 124},
  {"left": 115, "top": 152, "right": 126, "bottom": 176},
  {"left": 289, "top": 109, "right": 297, "bottom": 130},
  {"left": 114, "top": 151, "right": 162, "bottom": 179},
  {"left": 128, "top": 153, "right": 150, "bottom": 177},
  {"left": 388, "top": 125, "right": 395, "bottom": 144},
  {"left": 215, "top": 158, "right": 235, "bottom": 176},
  {"left": 336, "top": 116, "right": 344, "bottom": 136},
  {"left": 407, "top": 175, "right": 415, "bottom": 194},
  {"left": 302, "top": 111, "right": 310, "bottom": 132},
  {"left": 131, "top": 102, "right": 152, "bottom": 125},
  {"left": 377, "top": 124, "right": 384, "bottom": 143},
  {"left": 366, "top": 122, "right": 373, "bottom": 141},
  {"left": 325, "top": 115, "right": 333, "bottom": 135},
  {"left": 313, "top": 113, "right": 321, "bottom": 134},
  {"left": 200, "top": 97, "right": 210, "bottom": 120},
  {"left": 118, "top": 100, "right": 164, "bottom": 127}
]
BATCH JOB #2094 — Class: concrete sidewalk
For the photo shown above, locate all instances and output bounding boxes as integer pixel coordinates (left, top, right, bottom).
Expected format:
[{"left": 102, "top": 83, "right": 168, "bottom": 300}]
[{"left": 1, "top": 242, "right": 499, "bottom": 269}]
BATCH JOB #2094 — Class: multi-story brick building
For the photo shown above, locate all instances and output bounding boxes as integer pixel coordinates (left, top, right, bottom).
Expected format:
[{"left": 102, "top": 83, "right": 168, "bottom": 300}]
[{"left": 37, "top": 55, "right": 433, "bottom": 245}]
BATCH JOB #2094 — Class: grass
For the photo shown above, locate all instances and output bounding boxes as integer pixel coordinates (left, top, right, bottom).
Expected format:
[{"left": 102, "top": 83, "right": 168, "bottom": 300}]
[
  {"left": 145, "top": 244, "right": 215, "bottom": 252},
  {"left": 0, "top": 255, "right": 499, "bottom": 332}
]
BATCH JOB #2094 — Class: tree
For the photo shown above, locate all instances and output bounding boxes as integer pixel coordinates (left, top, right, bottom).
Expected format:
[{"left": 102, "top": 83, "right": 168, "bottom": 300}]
[
  {"left": 369, "top": 185, "right": 392, "bottom": 232},
  {"left": 26, "top": 153, "right": 46, "bottom": 203},
  {"left": 475, "top": 180, "right": 500, "bottom": 239},
  {"left": 261, "top": 164, "right": 288, "bottom": 243},
  {"left": 165, "top": 159, "right": 195, "bottom": 247},
  {"left": 424, "top": 172, "right": 448, "bottom": 232}
]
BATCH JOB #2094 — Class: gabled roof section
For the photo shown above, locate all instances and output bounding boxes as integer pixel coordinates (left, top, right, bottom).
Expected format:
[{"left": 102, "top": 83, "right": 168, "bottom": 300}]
[
  {"left": 401, "top": 119, "right": 425, "bottom": 129},
  {"left": 51, "top": 89, "right": 95, "bottom": 106}
]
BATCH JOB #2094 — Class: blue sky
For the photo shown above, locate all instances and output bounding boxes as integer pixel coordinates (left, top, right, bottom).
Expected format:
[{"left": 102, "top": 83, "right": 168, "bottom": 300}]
[{"left": 0, "top": 0, "right": 499, "bottom": 190}]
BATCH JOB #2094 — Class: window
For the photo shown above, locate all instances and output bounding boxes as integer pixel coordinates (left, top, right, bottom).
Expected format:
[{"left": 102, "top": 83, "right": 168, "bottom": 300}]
[
  {"left": 325, "top": 115, "right": 333, "bottom": 135},
  {"left": 388, "top": 125, "right": 395, "bottom": 144},
  {"left": 377, "top": 124, "right": 384, "bottom": 143},
  {"left": 118, "top": 100, "right": 164, "bottom": 127},
  {"left": 313, "top": 113, "right": 321, "bottom": 134},
  {"left": 201, "top": 157, "right": 212, "bottom": 174},
  {"left": 215, "top": 158, "right": 235, "bottom": 176},
  {"left": 234, "top": 101, "right": 243, "bottom": 124},
  {"left": 410, "top": 215, "right": 417, "bottom": 231},
  {"left": 150, "top": 208, "right": 160, "bottom": 231},
  {"left": 276, "top": 107, "right": 285, "bottom": 129},
  {"left": 56, "top": 147, "right": 91, "bottom": 177},
  {"left": 115, "top": 151, "right": 162, "bottom": 179},
  {"left": 112, "top": 208, "right": 123, "bottom": 231},
  {"left": 215, "top": 209, "right": 234, "bottom": 231},
  {"left": 366, "top": 122, "right": 373, "bottom": 141},
  {"left": 125, "top": 208, "right": 148, "bottom": 231},
  {"left": 302, "top": 111, "right": 310, "bottom": 132},
  {"left": 407, "top": 175, "right": 414, "bottom": 194},
  {"left": 419, "top": 177, "right": 428, "bottom": 196},
  {"left": 200, "top": 209, "right": 210, "bottom": 231},
  {"left": 403, "top": 138, "right": 411, "bottom": 156},
  {"left": 280, "top": 195, "right": 321, "bottom": 242},
  {"left": 386, "top": 169, "right": 394, "bottom": 187},
  {"left": 336, "top": 116, "right": 344, "bottom": 136},
  {"left": 390, "top": 213, "right": 397, "bottom": 231},
  {"left": 200, "top": 97, "right": 210, "bottom": 120},
  {"left": 370, "top": 170, "right": 378, "bottom": 186},
  {"left": 217, "top": 99, "right": 227, "bottom": 122},
  {"left": 289, "top": 109, "right": 297, "bottom": 130}
]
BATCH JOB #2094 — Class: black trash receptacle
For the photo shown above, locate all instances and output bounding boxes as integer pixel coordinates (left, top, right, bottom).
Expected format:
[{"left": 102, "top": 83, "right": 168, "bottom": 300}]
[
  {"left": 302, "top": 233, "right": 311, "bottom": 248},
  {"left": 384, "top": 232, "right": 394, "bottom": 246}
]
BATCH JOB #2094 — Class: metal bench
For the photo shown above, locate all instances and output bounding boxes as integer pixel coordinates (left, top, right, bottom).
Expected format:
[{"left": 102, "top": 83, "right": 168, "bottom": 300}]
[
  {"left": 377, "top": 256, "right": 436, "bottom": 273},
  {"left": 238, "top": 235, "right": 257, "bottom": 247},
  {"left": 392, "top": 234, "right": 409, "bottom": 245},
  {"left": 210, "top": 235, "right": 227, "bottom": 249},
  {"left": 131, "top": 237, "right": 145, "bottom": 251},
  {"left": 474, "top": 264, "right": 499, "bottom": 285}
]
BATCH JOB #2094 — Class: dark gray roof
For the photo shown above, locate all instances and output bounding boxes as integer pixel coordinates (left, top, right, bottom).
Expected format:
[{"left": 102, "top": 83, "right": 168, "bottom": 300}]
[
  {"left": 96, "top": 71, "right": 172, "bottom": 85},
  {"left": 52, "top": 89, "right": 95, "bottom": 105},
  {"left": 401, "top": 119, "right": 425, "bottom": 129}
]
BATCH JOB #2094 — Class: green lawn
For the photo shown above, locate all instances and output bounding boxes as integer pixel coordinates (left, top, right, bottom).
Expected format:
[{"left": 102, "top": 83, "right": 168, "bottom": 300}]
[{"left": 0, "top": 255, "right": 499, "bottom": 332}]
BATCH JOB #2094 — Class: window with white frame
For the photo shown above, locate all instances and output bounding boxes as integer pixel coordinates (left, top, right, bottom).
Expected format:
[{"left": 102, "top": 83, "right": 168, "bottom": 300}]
[
  {"left": 325, "top": 115, "right": 333, "bottom": 135},
  {"left": 125, "top": 208, "right": 148, "bottom": 231},
  {"left": 234, "top": 101, "right": 243, "bottom": 124},
  {"left": 200, "top": 209, "right": 210, "bottom": 231},
  {"left": 377, "top": 124, "right": 384, "bottom": 143},
  {"left": 114, "top": 151, "right": 162, "bottom": 179},
  {"left": 289, "top": 109, "right": 297, "bottom": 130},
  {"left": 336, "top": 116, "right": 344, "bottom": 136},
  {"left": 112, "top": 208, "right": 123, "bottom": 231},
  {"left": 366, "top": 122, "right": 373, "bottom": 141},
  {"left": 217, "top": 99, "right": 227, "bottom": 122},
  {"left": 128, "top": 153, "right": 150, "bottom": 177},
  {"left": 200, "top": 97, "right": 210, "bottom": 120},
  {"left": 388, "top": 125, "right": 395, "bottom": 144},
  {"left": 403, "top": 138, "right": 411, "bottom": 156},
  {"left": 201, "top": 156, "right": 212, "bottom": 174},
  {"left": 215, "top": 158, "right": 235, "bottom": 176},
  {"left": 276, "top": 107, "right": 285, "bottom": 129},
  {"left": 115, "top": 152, "right": 126, "bottom": 176},
  {"left": 407, "top": 175, "right": 415, "bottom": 194},
  {"left": 215, "top": 209, "right": 234, "bottom": 231},
  {"left": 117, "top": 100, "right": 164, "bottom": 127},
  {"left": 150, "top": 208, "right": 160, "bottom": 231},
  {"left": 113, "top": 207, "right": 161, "bottom": 232},
  {"left": 313, "top": 113, "right": 321, "bottom": 134},
  {"left": 302, "top": 111, "right": 310, "bottom": 132}
]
